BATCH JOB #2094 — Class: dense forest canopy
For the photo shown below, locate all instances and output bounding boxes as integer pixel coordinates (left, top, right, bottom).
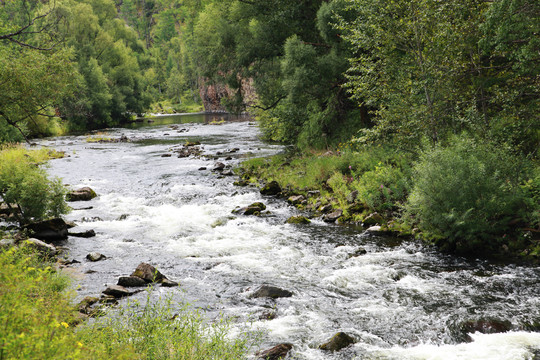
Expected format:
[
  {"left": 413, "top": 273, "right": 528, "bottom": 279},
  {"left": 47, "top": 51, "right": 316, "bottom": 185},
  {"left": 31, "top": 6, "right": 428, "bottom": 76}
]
[{"left": 0, "top": 0, "right": 538, "bottom": 154}]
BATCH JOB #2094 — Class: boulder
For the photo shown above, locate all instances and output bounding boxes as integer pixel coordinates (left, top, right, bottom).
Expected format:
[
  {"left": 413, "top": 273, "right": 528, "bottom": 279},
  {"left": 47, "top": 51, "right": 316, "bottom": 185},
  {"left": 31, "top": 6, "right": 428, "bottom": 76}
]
[
  {"left": 250, "top": 285, "right": 293, "bottom": 299},
  {"left": 363, "top": 212, "right": 384, "bottom": 226},
  {"left": 26, "top": 218, "right": 68, "bottom": 242},
  {"left": 0, "top": 238, "right": 15, "bottom": 250},
  {"left": 213, "top": 162, "right": 226, "bottom": 171},
  {"left": 257, "top": 343, "right": 293, "bottom": 360},
  {"left": 118, "top": 276, "right": 147, "bottom": 287},
  {"left": 260, "top": 181, "right": 281, "bottom": 196},
  {"left": 102, "top": 285, "right": 135, "bottom": 298},
  {"left": 86, "top": 252, "right": 106, "bottom": 262},
  {"left": 222, "top": 169, "right": 234, "bottom": 176},
  {"left": 22, "top": 238, "right": 57, "bottom": 257},
  {"left": 131, "top": 263, "right": 165, "bottom": 283},
  {"left": 66, "top": 187, "right": 97, "bottom": 202},
  {"left": 324, "top": 210, "right": 343, "bottom": 223},
  {"left": 460, "top": 318, "right": 512, "bottom": 335},
  {"left": 366, "top": 226, "right": 381, "bottom": 232},
  {"left": 286, "top": 216, "right": 311, "bottom": 224},
  {"left": 287, "top": 195, "right": 305, "bottom": 205},
  {"left": 233, "top": 202, "right": 266, "bottom": 216},
  {"left": 69, "top": 229, "right": 96, "bottom": 238},
  {"left": 319, "top": 332, "right": 355, "bottom": 351},
  {"left": 161, "top": 154, "right": 172, "bottom": 158},
  {"left": 319, "top": 204, "right": 333, "bottom": 213}
]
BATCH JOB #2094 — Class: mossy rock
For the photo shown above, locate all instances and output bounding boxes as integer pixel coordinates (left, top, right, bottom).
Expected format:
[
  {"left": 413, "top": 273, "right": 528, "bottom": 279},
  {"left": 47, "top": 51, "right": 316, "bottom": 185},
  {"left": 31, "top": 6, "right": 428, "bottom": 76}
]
[
  {"left": 286, "top": 216, "right": 311, "bottom": 224},
  {"left": 319, "top": 332, "right": 355, "bottom": 351},
  {"left": 260, "top": 181, "right": 281, "bottom": 196}
]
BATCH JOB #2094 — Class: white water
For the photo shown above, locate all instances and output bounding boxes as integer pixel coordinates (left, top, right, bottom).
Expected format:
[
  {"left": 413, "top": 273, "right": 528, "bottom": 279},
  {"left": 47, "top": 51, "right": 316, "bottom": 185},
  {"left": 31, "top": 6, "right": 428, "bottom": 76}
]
[{"left": 40, "top": 115, "right": 540, "bottom": 359}]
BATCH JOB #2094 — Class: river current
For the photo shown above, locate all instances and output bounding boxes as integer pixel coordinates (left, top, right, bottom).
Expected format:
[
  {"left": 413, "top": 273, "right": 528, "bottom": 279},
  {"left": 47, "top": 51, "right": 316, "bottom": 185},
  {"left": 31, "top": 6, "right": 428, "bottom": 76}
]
[{"left": 39, "top": 114, "right": 540, "bottom": 359}]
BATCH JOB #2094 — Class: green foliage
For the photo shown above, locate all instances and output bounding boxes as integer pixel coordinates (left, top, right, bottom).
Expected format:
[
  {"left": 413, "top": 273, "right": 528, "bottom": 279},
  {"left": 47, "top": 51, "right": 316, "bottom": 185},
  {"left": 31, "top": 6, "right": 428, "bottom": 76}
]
[
  {"left": 0, "top": 146, "right": 69, "bottom": 225},
  {"left": 78, "top": 291, "right": 258, "bottom": 359},
  {"left": 405, "top": 138, "right": 529, "bottom": 253},
  {"left": 0, "top": 246, "right": 84, "bottom": 360}
]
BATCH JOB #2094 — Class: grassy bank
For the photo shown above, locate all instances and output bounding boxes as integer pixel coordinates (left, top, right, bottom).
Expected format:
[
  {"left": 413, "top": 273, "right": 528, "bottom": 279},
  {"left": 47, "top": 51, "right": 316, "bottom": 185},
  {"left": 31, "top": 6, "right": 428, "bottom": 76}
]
[
  {"left": 0, "top": 245, "right": 256, "bottom": 359},
  {"left": 238, "top": 141, "right": 540, "bottom": 262}
]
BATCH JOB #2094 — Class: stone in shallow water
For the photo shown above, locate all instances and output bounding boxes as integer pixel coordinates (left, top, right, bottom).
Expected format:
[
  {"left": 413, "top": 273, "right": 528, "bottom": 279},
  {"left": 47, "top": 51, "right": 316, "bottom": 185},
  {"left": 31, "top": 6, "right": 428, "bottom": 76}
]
[
  {"left": 250, "top": 285, "right": 293, "bottom": 299},
  {"left": 26, "top": 218, "right": 68, "bottom": 242},
  {"left": 257, "top": 343, "right": 293, "bottom": 360},
  {"left": 86, "top": 252, "right": 106, "bottom": 262},
  {"left": 131, "top": 263, "right": 165, "bottom": 283},
  {"left": 319, "top": 332, "right": 355, "bottom": 351},
  {"left": 260, "top": 181, "right": 281, "bottom": 196},
  {"left": 102, "top": 285, "right": 135, "bottom": 298},
  {"left": 118, "top": 276, "right": 147, "bottom": 287},
  {"left": 66, "top": 187, "right": 97, "bottom": 201}
]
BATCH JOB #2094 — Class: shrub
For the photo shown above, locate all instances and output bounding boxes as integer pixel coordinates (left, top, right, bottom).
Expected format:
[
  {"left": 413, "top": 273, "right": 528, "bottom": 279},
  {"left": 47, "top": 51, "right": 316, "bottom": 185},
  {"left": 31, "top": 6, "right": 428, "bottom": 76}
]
[
  {"left": 0, "top": 146, "right": 69, "bottom": 225},
  {"left": 405, "top": 138, "right": 529, "bottom": 254}
]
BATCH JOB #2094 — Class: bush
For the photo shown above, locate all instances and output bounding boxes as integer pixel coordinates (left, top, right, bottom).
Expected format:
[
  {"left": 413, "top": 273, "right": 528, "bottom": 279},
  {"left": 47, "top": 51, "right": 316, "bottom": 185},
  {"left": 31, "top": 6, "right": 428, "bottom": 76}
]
[
  {"left": 405, "top": 138, "right": 529, "bottom": 254},
  {"left": 0, "top": 146, "right": 69, "bottom": 225}
]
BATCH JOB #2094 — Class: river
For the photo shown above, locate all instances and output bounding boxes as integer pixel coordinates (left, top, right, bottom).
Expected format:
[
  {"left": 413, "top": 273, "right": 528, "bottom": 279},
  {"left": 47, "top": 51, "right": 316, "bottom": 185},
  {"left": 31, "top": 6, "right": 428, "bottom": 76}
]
[{"left": 39, "top": 114, "right": 540, "bottom": 360}]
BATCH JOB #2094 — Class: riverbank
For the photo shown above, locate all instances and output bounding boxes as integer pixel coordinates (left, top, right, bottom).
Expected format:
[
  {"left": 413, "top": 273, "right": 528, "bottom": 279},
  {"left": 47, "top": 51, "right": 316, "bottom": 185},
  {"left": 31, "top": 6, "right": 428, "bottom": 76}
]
[{"left": 237, "top": 147, "right": 540, "bottom": 264}]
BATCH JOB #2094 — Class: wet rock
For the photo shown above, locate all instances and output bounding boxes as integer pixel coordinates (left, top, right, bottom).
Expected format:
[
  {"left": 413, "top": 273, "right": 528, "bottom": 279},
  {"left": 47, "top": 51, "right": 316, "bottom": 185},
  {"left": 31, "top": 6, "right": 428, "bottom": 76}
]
[
  {"left": 319, "top": 332, "right": 355, "bottom": 351},
  {"left": 26, "top": 218, "right": 68, "bottom": 241},
  {"left": 250, "top": 285, "right": 293, "bottom": 299},
  {"left": 260, "top": 181, "right": 281, "bottom": 196},
  {"left": 198, "top": 167, "right": 207, "bottom": 171},
  {"left": 86, "top": 252, "right": 106, "bottom": 262},
  {"left": 460, "top": 318, "right": 512, "bottom": 337},
  {"left": 225, "top": 156, "right": 233, "bottom": 161},
  {"left": 222, "top": 169, "right": 234, "bottom": 176},
  {"left": 259, "top": 310, "right": 277, "bottom": 320},
  {"left": 349, "top": 248, "right": 367, "bottom": 258},
  {"left": 160, "top": 278, "right": 179, "bottom": 287},
  {"left": 161, "top": 153, "right": 172, "bottom": 157},
  {"left": 324, "top": 210, "right": 343, "bottom": 223},
  {"left": 233, "top": 180, "right": 249, "bottom": 187},
  {"left": 65, "top": 221, "right": 77, "bottom": 228},
  {"left": 73, "top": 206, "right": 93, "bottom": 211},
  {"left": 66, "top": 187, "right": 97, "bottom": 201},
  {"left": 363, "top": 212, "right": 384, "bottom": 226},
  {"left": 286, "top": 216, "right": 311, "bottom": 224},
  {"left": 346, "top": 190, "right": 359, "bottom": 204},
  {"left": 233, "top": 202, "right": 266, "bottom": 216},
  {"left": 131, "top": 263, "right": 165, "bottom": 283},
  {"left": 287, "top": 195, "right": 305, "bottom": 205},
  {"left": 21, "top": 238, "right": 57, "bottom": 257},
  {"left": 118, "top": 276, "right": 147, "bottom": 287},
  {"left": 102, "top": 285, "right": 135, "bottom": 298},
  {"left": 69, "top": 229, "right": 96, "bottom": 238},
  {"left": 213, "top": 162, "right": 226, "bottom": 171},
  {"left": 100, "top": 295, "right": 120, "bottom": 305},
  {"left": 257, "top": 343, "right": 293, "bottom": 360},
  {"left": 117, "top": 214, "right": 130, "bottom": 221},
  {"left": 81, "top": 216, "right": 103, "bottom": 222}
]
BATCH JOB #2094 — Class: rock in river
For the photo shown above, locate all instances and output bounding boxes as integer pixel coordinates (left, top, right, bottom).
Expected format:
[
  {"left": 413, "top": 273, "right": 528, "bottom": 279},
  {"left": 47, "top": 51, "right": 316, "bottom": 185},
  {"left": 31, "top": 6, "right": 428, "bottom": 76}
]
[
  {"left": 21, "top": 238, "right": 57, "bottom": 257},
  {"left": 69, "top": 229, "right": 96, "bottom": 238},
  {"left": 250, "top": 285, "right": 293, "bottom": 299},
  {"left": 118, "top": 276, "right": 147, "bottom": 287},
  {"left": 129, "top": 262, "right": 178, "bottom": 286},
  {"left": 257, "top": 343, "right": 293, "bottom": 360},
  {"left": 86, "top": 252, "right": 106, "bottom": 262},
  {"left": 323, "top": 209, "right": 343, "bottom": 223},
  {"left": 319, "top": 332, "right": 355, "bottom": 351},
  {"left": 102, "top": 285, "right": 136, "bottom": 299},
  {"left": 66, "top": 187, "right": 97, "bottom": 201},
  {"left": 286, "top": 216, "right": 311, "bottom": 224}
]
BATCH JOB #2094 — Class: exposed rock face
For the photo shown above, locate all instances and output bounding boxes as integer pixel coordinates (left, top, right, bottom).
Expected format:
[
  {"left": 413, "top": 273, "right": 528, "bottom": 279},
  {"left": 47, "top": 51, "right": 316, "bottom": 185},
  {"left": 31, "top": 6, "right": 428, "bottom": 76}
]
[
  {"left": 257, "top": 343, "right": 293, "bottom": 360},
  {"left": 250, "top": 285, "right": 293, "bottom": 299},
  {"left": 319, "top": 332, "right": 355, "bottom": 351},
  {"left": 459, "top": 318, "right": 512, "bottom": 341},
  {"left": 346, "top": 190, "right": 359, "bottom": 204},
  {"left": 66, "top": 187, "right": 97, "bottom": 201},
  {"left": 26, "top": 218, "right": 68, "bottom": 241},
  {"left": 286, "top": 216, "right": 311, "bottom": 224},
  {"left": 260, "top": 181, "right": 281, "bottom": 196},
  {"left": 199, "top": 77, "right": 256, "bottom": 112}
]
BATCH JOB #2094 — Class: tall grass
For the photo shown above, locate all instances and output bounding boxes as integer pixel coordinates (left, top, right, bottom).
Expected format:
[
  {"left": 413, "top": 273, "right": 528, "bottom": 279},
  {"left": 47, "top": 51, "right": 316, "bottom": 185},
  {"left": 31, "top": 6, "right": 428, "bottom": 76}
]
[{"left": 0, "top": 246, "right": 258, "bottom": 359}]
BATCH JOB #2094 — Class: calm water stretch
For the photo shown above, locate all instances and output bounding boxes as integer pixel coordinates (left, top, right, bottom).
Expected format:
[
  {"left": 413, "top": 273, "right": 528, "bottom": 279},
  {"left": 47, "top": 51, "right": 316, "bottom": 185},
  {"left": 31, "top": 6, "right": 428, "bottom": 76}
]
[{"left": 39, "top": 114, "right": 540, "bottom": 359}]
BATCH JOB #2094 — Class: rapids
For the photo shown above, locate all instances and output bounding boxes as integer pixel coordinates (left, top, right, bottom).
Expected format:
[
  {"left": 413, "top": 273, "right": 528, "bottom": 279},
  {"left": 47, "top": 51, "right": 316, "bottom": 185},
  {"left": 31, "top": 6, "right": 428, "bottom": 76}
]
[{"left": 39, "top": 114, "right": 540, "bottom": 360}]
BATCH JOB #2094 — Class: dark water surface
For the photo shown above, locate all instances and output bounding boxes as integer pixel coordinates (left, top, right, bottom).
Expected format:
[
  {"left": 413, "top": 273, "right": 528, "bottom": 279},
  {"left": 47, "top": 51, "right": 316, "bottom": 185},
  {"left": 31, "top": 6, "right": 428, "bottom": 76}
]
[{"left": 39, "top": 114, "right": 540, "bottom": 360}]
